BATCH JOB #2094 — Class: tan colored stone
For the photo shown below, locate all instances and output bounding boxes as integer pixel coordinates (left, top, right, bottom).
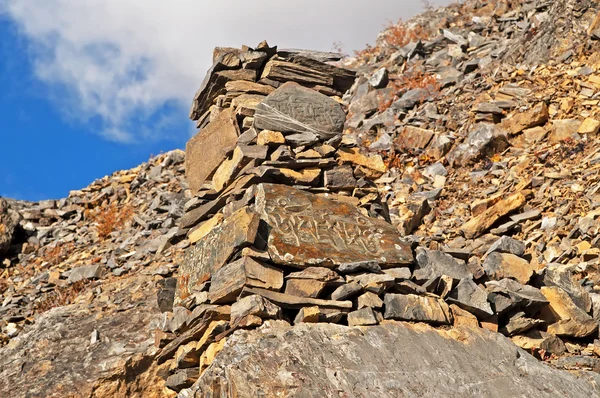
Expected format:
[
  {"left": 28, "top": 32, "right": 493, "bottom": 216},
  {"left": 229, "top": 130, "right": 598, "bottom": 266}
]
[
  {"left": 450, "top": 304, "right": 479, "bottom": 328},
  {"left": 461, "top": 192, "right": 526, "bottom": 239},
  {"left": 337, "top": 147, "right": 386, "bottom": 173},
  {"left": 501, "top": 102, "right": 548, "bottom": 135},
  {"left": 540, "top": 286, "right": 599, "bottom": 338},
  {"left": 225, "top": 80, "right": 275, "bottom": 96},
  {"left": 188, "top": 213, "right": 224, "bottom": 244},
  {"left": 522, "top": 126, "right": 548, "bottom": 143},
  {"left": 208, "top": 257, "right": 284, "bottom": 304},
  {"left": 395, "top": 126, "right": 434, "bottom": 150},
  {"left": 549, "top": 119, "right": 582, "bottom": 143},
  {"left": 257, "top": 130, "right": 285, "bottom": 145},
  {"left": 294, "top": 306, "right": 320, "bottom": 324},
  {"left": 212, "top": 147, "right": 245, "bottom": 192},
  {"left": 578, "top": 118, "right": 600, "bottom": 135},
  {"left": 199, "top": 338, "right": 227, "bottom": 374},
  {"left": 186, "top": 108, "right": 239, "bottom": 194},
  {"left": 483, "top": 252, "right": 537, "bottom": 285}
]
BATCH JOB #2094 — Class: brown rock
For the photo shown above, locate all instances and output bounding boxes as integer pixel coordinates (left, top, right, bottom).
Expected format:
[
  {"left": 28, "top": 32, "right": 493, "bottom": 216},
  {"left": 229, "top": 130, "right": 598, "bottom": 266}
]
[
  {"left": 357, "top": 292, "right": 384, "bottom": 309},
  {"left": 540, "top": 286, "right": 599, "bottom": 338},
  {"left": 186, "top": 108, "right": 240, "bottom": 194},
  {"left": 395, "top": 126, "right": 435, "bottom": 150},
  {"left": 324, "top": 166, "right": 357, "bottom": 190},
  {"left": 483, "top": 253, "right": 536, "bottom": 285},
  {"left": 383, "top": 294, "right": 453, "bottom": 325},
  {"left": 242, "top": 286, "right": 353, "bottom": 310},
  {"left": 461, "top": 192, "right": 526, "bottom": 239},
  {"left": 225, "top": 80, "right": 275, "bottom": 96},
  {"left": 294, "top": 306, "right": 320, "bottom": 324},
  {"left": 450, "top": 304, "right": 479, "bottom": 328},
  {"left": 578, "top": 118, "right": 600, "bottom": 135},
  {"left": 347, "top": 307, "right": 379, "bottom": 326},
  {"left": 337, "top": 147, "right": 387, "bottom": 173},
  {"left": 256, "top": 130, "right": 285, "bottom": 145},
  {"left": 549, "top": 119, "right": 582, "bottom": 143},
  {"left": 189, "top": 67, "right": 256, "bottom": 120},
  {"left": 209, "top": 257, "right": 284, "bottom": 304},
  {"left": 501, "top": 102, "right": 548, "bottom": 135},
  {"left": 255, "top": 183, "right": 413, "bottom": 268},
  {"left": 178, "top": 207, "right": 260, "bottom": 300},
  {"left": 230, "top": 295, "right": 281, "bottom": 325}
]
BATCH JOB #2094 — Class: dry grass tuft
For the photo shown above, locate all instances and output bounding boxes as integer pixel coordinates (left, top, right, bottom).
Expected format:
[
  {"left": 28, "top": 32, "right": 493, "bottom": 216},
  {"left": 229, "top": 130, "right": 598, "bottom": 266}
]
[
  {"left": 85, "top": 202, "right": 134, "bottom": 240},
  {"left": 33, "top": 279, "right": 91, "bottom": 314},
  {"left": 41, "top": 242, "right": 75, "bottom": 267}
]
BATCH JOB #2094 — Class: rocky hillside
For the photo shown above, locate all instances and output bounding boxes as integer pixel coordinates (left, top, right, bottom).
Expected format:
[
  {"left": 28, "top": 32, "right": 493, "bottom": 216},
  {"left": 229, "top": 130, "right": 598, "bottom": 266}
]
[{"left": 4, "top": 0, "right": 600, "bottom": 396}]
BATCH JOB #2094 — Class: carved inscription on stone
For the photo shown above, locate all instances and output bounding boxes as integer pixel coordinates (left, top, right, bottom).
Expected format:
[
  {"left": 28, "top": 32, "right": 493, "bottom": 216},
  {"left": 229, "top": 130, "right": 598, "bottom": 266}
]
[
  {"left": 177, "top": 207, "right": 260, "bottom": 301},
  {"left": 254, "top": 82, "right": 346, "bottom": 138},
  {"left": 255, "top": 184, "right": 413, "bottom": 268}
]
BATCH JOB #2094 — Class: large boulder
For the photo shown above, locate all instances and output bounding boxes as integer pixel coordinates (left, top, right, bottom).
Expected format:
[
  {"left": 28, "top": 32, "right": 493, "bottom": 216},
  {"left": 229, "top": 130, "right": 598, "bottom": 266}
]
[{"left": 186, "top": 321, "right": 600, "bottom": 397}]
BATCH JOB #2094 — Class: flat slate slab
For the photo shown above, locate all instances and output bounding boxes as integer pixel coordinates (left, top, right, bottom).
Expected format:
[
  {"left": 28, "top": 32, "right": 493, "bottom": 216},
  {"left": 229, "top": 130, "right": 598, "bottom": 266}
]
[
  {"left": 185, "top": 108, "right": 240, "bottom": 194},
  {"left": 178, "top": 207, "right": 260, "bottom": 300},
  {"left": 254, "top": 82, "right": 346, "bottom": 139},
  {"left": 254, "top": 183, "right": 413, "bottom": 268}
]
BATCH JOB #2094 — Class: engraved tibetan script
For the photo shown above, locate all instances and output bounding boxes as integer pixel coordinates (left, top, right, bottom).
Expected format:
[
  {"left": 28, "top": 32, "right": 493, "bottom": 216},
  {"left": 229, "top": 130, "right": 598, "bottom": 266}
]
[
  {"left": 255, "top": 184, "right": 413, "bottom": 268},
  {"left": 254, "top": 82, "right": 346, "bottom": 138}
]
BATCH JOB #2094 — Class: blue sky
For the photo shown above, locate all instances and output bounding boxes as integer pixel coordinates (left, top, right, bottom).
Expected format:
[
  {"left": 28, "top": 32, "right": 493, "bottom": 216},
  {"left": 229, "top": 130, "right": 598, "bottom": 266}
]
[
  {"left": 0, "top": 0, "right": 446, "bottom": 201},
  {"left": 0, "top": 18, "right": 185, "bottom": 201}
]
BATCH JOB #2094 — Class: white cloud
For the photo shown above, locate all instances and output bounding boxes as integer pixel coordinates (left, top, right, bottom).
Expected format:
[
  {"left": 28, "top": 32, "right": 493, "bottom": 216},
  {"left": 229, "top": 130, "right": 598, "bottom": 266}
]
[{"left": 0, "top": 0, "right": 449, "bottom": 143}]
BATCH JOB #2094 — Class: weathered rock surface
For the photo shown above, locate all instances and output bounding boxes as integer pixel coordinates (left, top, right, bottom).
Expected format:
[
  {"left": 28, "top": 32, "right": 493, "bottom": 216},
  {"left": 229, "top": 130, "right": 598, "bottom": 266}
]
[
  {"left": 186, "top": 321, "right": 600, "bottom": 397},
  {"left": 255, "top": 183, "right": 413, "bottom": 268},
  {"left": 254, "top": 82, "right": 346, "bottom": 138}
]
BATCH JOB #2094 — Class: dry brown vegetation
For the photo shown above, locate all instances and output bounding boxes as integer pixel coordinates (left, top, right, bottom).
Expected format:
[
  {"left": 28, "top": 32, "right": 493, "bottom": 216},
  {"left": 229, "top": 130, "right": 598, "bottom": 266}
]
[
  {"left": 40, "top": 242, "right": 75, "bottom": 267},
  {"left": 85, "top": 202, "right": 134, "bottom": 240},
  {"left": 33, "top": 279, "right": 91, "bottom": 314},
  {"left": 378, "top": 69, "right": 441, "bottom": 113}
]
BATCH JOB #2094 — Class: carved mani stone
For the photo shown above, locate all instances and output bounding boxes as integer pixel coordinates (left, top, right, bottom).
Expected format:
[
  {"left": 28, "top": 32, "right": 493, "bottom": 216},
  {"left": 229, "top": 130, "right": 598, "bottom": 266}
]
[
  {"left": 254, "top": 82, "right": 346, "bottom": 139},
  {"left": 254, "top": 183, "right": 413, "bottom": 268},
  {"left": 177, "top": 207, "right": 260, "bottom": 301}
]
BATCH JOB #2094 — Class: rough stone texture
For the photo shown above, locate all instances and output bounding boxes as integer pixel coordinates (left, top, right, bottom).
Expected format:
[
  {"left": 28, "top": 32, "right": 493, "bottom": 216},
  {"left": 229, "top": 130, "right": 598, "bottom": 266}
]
[
  {"left": 540, "top": 286, "right": 599, "bottom": 338},
  {"left": 483, "top": 252, "right": 536, "bottom": 285},
  {"left": 187, "top": 321, "right": 600, "bottom": 397},
  {"left": 208, "top": 257, "right": 284, "bottom": 304},
  {"left": 447, "top": 123, "right": 509, "bottom": 166},
  {"left": 414, "top": 248, "right": 472, "bottom": 282},
  {"left": 185, "top": 108, "right": 240, "bottom": 194},
  {"left": 384, "top": 294, "right": 452, "bottom": 325},
  {"left": 447, "top": 278, "right": 494, "bottom": 318},
  {"left": 502, "top": 102, "right": 549, "bottom": 135},
  {"left": 255, "top": 183, "right": 413, "bottom": 268},
  {"left": 0, "top": 198, "right": 21, "bottom": 257},
  {"left": 254, "top": 82, "right": 346, "bottom": 138},
  {"left": 486, "top": 279, "right": 548, "bottom": 316},
  {"left": 178, "top": 207, "right": 260, "bottom": 300},
  {"left": 0, "top": 276, "right": 168, "bottom": 398}
]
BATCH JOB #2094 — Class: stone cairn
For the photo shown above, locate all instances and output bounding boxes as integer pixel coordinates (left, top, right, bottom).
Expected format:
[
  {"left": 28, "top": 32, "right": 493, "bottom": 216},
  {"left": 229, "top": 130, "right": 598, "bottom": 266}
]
[
  {"left": 156, "top": 42, "right": 417, "bottom": 392},
  {"left": 156, "top": 41, "right": 584, "bottom": 394}
]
